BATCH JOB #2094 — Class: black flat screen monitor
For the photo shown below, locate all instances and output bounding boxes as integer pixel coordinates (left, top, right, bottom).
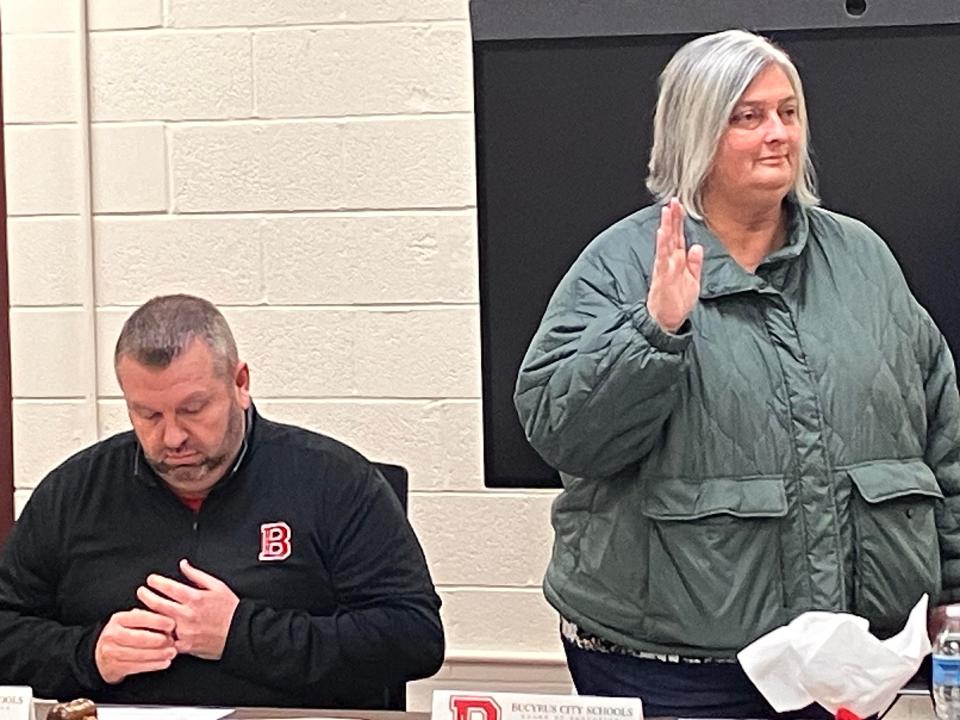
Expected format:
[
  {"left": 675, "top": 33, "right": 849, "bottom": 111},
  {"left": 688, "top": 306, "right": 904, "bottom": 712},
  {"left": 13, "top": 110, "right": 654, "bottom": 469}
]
[{"left": 473, "top": 2, "right": 960, "bottom": 488}]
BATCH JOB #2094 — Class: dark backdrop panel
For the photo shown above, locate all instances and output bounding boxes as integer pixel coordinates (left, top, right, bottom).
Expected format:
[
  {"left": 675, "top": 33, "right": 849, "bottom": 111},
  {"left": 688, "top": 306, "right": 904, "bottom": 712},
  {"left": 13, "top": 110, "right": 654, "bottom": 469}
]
[
  {"left": 476, "top": 24, "right": 960, "bottom": 488},
  {"left": 470, "top": 0, "right": 960, "bottom": 41}
]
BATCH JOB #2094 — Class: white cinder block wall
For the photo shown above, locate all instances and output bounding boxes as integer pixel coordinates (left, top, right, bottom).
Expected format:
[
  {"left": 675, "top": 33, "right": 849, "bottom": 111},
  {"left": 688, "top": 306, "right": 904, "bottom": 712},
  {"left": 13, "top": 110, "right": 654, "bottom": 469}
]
[{"left": 1, "top": 0, "right": 572, "bottom": 708}]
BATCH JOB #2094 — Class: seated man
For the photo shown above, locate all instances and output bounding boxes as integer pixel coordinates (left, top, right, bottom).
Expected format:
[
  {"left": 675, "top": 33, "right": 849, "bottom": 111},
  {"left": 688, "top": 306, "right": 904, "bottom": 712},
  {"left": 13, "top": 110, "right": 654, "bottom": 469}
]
[{"left": 0, "top": 294, "right": 444, "bottom": 708}]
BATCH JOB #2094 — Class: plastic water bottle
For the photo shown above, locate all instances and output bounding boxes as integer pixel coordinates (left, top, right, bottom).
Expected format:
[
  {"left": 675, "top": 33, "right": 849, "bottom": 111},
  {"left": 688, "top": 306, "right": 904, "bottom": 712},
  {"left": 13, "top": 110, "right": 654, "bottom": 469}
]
[{"left": 933, "top": 606, "right": 960, "bottom": 720}]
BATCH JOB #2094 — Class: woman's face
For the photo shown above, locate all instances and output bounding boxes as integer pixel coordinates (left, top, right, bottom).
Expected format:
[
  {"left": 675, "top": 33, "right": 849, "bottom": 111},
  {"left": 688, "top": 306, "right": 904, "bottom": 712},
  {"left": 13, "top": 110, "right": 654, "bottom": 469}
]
[{"left": 706, "top": 63, "right": 803, "bottom": 206}]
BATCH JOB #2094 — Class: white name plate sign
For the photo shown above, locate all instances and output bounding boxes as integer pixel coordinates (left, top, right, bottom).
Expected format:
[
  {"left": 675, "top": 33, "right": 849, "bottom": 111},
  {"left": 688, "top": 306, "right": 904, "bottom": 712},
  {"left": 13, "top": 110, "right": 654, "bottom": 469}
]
[
  {"left": 0, "top": 687, "right": 32, "bottom": 720},
  {"left": 431, "top": 690, "right": 643, "bottom": 720}
]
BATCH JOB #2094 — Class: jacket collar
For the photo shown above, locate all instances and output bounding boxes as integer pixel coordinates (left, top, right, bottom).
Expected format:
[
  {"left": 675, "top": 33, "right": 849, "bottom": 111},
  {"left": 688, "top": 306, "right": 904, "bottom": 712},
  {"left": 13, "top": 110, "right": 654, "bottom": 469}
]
[{"left": 682, "top": 196, "right": 810, "bottom": 299}]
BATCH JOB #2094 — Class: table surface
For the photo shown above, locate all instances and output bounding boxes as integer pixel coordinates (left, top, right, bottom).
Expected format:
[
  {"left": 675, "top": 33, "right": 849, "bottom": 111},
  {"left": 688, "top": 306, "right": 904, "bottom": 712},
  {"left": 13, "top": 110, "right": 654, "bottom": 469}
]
[
  {"left": 228, "top": 711, "right": 429, "bottom": 720},
  {"left": 31, "top": 689, "right": 933, "bottom": 720},
  {"left": 34, "top": 702, "right": 428, "bottom": 720}
]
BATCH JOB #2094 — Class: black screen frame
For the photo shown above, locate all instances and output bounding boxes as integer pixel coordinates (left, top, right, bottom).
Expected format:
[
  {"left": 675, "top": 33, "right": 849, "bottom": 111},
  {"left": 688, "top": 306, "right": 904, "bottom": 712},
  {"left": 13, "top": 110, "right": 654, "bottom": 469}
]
[{"left": 472, "top": 2, "right": 960, "bottom": 488}]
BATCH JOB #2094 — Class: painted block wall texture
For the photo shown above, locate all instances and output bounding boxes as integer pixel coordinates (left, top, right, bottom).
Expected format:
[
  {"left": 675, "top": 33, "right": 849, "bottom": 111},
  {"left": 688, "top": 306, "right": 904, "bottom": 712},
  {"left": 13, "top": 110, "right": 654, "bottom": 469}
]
[{"left": 0, "top": 0, "right": 568, "bottom": 700}]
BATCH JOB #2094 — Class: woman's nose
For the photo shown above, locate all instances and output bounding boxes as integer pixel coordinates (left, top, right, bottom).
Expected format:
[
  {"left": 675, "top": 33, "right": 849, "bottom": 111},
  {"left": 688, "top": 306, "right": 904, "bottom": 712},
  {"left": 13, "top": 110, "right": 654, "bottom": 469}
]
[{"left": 764, "top": 111, "right": 788, "bottom": 141}]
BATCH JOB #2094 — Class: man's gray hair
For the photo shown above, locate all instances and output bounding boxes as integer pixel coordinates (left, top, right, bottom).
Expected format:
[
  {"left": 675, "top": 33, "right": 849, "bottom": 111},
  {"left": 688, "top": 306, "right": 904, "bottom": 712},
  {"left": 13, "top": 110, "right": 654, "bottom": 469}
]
[
  {"left": 646, "top": 29, "right": 819, "bottom": 220},
  {"left": 114, "top": 294, "right": 239, "bottom": 378}
]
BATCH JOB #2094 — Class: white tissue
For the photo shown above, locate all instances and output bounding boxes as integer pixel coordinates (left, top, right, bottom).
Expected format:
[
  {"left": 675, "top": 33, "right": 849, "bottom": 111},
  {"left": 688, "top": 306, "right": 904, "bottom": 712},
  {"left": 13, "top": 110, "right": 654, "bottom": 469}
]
[{"left": 738, "top": 594, "right": 931, "bottom": 718}]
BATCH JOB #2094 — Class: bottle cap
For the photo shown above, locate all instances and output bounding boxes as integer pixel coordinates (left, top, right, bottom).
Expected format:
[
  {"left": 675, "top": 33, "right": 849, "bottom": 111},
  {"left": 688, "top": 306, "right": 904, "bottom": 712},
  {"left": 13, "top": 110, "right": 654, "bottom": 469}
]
[{"left": 835, "top": 707, "right": 862, "bottom": 720}]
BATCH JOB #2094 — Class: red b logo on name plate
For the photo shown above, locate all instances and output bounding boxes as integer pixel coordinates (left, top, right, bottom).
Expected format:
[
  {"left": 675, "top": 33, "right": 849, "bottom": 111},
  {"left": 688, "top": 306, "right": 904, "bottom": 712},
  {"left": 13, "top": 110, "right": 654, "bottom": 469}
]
[
  {"left": 450, "top": 696, "right": 501, "bottom": 720},
  {"left": 259, "top": 521, "right": 292, "bottom": 561}
]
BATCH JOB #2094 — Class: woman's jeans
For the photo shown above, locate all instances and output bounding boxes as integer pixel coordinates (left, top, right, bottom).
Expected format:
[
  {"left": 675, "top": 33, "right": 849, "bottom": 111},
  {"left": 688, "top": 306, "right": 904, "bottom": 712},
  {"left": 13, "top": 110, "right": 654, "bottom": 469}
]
[{"left": 563, "top": 637, "right": 834, "bottom": 719}]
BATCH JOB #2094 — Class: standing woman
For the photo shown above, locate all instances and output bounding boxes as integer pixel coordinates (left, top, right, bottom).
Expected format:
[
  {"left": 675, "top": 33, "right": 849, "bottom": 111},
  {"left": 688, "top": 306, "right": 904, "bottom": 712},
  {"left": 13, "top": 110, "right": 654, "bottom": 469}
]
[{"left": 515, "top": 29, "right": 960, "bottom": 719}]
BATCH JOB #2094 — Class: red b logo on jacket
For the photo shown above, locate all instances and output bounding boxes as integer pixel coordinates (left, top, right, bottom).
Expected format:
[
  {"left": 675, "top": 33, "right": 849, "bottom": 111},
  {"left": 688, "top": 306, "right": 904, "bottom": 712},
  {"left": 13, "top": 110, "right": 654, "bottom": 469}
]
[{"left": 259, "top": 522, "right": 292, "bottom": 561}]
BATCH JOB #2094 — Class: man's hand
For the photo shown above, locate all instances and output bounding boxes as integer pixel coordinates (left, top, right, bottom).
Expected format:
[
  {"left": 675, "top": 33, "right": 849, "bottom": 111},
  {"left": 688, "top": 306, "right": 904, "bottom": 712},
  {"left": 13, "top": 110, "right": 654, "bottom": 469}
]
[
  {"left": 646, "top": 198, "right": 704, "bottom": 333},
  {"left": 95, "top": 608, "right": 177, "bottom": 684},
  {"left": 137, "top": 558, "right": 240, "bottom": 660}
]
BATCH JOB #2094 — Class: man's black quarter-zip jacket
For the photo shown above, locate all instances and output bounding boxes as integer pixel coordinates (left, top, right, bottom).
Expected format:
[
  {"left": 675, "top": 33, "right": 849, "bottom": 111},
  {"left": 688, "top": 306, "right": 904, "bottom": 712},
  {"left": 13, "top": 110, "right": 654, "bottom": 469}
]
[{"left": 0, "top": 407, "right": 444, "bottom": 708}]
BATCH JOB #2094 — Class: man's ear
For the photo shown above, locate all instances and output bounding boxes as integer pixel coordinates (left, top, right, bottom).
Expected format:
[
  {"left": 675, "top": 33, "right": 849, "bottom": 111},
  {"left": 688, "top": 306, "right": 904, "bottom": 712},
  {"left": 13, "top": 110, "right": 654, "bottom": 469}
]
[{"left": 234, "top": 361, "right": 252, "bottom": 409}]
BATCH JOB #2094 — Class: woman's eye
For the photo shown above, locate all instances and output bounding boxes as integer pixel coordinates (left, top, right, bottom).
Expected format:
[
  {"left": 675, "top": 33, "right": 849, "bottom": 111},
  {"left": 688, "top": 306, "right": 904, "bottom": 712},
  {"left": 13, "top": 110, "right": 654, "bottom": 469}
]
[{"left": 731, "top": 110, "right": 758, "bottom": 127}]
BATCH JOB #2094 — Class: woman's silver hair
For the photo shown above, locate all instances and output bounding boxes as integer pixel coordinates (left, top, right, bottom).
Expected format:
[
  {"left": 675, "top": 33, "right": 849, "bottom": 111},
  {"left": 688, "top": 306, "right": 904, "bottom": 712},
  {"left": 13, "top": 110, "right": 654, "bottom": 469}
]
[
  {"left": 114, "top": 294, "right": 239, "bottom": 380},
  {"left": 646, "top": 29, "right": 819, "bottom": 219}
]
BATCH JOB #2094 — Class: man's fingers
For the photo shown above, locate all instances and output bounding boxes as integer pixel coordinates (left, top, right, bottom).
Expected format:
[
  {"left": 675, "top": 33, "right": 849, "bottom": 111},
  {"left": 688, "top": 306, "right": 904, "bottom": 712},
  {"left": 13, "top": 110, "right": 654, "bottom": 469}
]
[
  {"left": 108, "top": 655, "right": 176, "bottom": 676},
  {"left": 104, "top": 642, "right": 176, "bottom": 663},
  {"left": 138, "top": 585, "right": 184, "bottom": 617},
  {"left": 145, "top": 573, "right": 197, "bottom": 603},
  {"left": 179, "top": 558, "right": 221, "bottom": 590},
  {"left": 98, "top": 609, "right": 179, "bottom": 684},
  {"left": 113, "top": 608, "right": 176, "bottom": 634},
  {"left": 113, "top": 625, "right": 175, "bottom": 650}
]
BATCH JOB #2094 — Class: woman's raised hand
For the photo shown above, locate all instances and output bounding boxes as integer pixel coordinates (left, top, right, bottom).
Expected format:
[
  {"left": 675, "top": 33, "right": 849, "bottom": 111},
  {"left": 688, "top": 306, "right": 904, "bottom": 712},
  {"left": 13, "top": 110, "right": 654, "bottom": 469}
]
[{"left": 646, "top": 198, "right": 704, "bottom": 333}]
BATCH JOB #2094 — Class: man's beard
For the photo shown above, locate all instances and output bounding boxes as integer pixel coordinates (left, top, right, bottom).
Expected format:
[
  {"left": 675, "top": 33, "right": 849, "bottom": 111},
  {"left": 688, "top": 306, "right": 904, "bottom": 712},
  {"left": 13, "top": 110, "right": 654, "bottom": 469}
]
[
  {"left": 154, "top": 453, "right": 228, "bottom": 485},
  {"left": 147, "top": 403, "right": 245, "bottom": 488}
]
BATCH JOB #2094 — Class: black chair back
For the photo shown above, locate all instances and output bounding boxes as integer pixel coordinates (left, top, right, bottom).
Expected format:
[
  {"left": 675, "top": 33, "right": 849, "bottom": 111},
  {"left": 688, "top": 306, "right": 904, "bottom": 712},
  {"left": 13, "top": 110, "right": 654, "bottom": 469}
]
[
  {"left": 370, "top": 461, "right": 410, "bottom": 709},
  {"left": 373, "top": 462, "right": 408, "bottom": 514}
]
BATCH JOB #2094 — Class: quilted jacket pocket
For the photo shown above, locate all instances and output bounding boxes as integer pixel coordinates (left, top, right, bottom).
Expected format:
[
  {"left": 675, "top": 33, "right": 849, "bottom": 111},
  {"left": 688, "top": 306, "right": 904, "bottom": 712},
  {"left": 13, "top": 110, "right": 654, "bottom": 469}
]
[
  {"left": 640, "top": 477, "right": 787, "bottom": 650},
  {"left": 848, "top": 460, "right": 943, "bottom": 636}
]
